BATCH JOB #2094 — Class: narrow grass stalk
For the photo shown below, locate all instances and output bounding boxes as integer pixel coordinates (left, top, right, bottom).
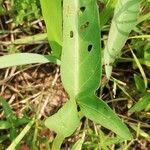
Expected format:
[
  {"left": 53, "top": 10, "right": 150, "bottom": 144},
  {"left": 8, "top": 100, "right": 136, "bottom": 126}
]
[
  {"left": 130, "top": 49, "right": 147, "bottom": 88},
  {"left": 7, "top": 120, "right": 35, "bottom": 150}
]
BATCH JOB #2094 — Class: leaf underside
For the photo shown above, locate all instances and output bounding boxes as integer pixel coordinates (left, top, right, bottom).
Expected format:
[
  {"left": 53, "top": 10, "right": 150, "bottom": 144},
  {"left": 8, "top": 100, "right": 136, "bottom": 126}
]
[{"left": 104, "top": 0, "right": 140, "bottom": 79}]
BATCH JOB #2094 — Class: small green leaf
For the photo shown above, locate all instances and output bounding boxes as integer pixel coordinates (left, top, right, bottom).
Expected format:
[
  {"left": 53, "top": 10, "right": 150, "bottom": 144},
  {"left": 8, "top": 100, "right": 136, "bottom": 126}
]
[
  {"left": 129, "top": 93, "right": 150, "bottom": 112},
  {"left": 0, "top": 121, "right": 11, "bottom": 129},
  {"left": 0, "top": 117, "right": 30, "bottom": 130},
  {"left": 0, "top": 97, "right": 16, "bottom": 123},
  {"left": 0, "top": 53, "right": 60, "bottom": 69},
  {"left": 78, "top": 94, "right": 132, "bottom": 140},
  {"left": 45, "top": 100, "right": 80, "bottom": 137},
  {"left": 0, "top": 97, "right": 18, "bottom": 142},
  {"left": 134, "top": 74, "right": 145, "bottom": 93}
]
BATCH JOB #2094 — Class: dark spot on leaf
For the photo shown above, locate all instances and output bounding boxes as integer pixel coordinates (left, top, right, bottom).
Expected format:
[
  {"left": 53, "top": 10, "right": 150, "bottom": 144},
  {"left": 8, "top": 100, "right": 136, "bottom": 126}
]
[
  {"left": 88, "top": 44, "right": 93, "bottom": 52},
  {"left": 105, "top": 63, "right": 113, "bottom": 66},
  {"left": 70, "top": 31, "right": 74, "bottom": 38},
  {"left": 103, "top": 107, "right": 107, "bottom": 110},
  {"left": 80, "top": 6, "right": 86, "bottom": 12}
]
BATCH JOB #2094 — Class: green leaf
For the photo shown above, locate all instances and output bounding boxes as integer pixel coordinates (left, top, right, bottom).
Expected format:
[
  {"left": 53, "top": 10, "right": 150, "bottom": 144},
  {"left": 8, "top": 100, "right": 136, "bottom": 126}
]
[
  {"left": 134, "top": 74, "right": 145, "bottom": 93},
  {"left": 45, "top": 100, "right": 80, "bottom": 137},
  {"left": 40, "top": 0, "right": 62, "bottom": 58},
  {"left": 0, "top": 117, "right": 30, "bottom": 130},
  {"left": 104, "top": 0, "right": 140, "bottom": 79},
  {"left": 0, "top": 97, "right": 18, "bottom": 142},
  {"left": 129, "top": 93, "right": 150, "bottom": 112},
  {"left": 61, "top": 0, "right": 101, "bottom": 98},
  {"left": 0, "top": 97, "right": 17, "bottom": 123},
  {"left": 0, "top": 53, "right": 60, "bottom": 69},
  {"left": 78, "top": 94, "right": 132, "bottom": 140}
]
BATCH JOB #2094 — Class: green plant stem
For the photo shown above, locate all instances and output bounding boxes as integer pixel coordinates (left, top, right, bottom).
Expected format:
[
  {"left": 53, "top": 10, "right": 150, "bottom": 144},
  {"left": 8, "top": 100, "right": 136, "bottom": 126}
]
[{"left": 52, "top": 134, "right": 64, "bottom": 150}]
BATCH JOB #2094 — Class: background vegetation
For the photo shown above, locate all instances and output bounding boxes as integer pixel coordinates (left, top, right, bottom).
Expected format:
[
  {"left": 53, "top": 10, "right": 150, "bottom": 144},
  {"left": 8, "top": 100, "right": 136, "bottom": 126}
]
[{"left": 0, "top": 0, "right": 150, "bottom": 149}]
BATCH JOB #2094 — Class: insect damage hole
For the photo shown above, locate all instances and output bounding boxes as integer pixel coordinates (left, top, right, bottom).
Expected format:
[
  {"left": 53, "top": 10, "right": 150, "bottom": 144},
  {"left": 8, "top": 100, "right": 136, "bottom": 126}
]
[
  {"left": 80, "top": 6, "right": 86, "bottom": 13},
  {"left": 80, "top": 21, "right": 89, "bottom": 31},
  {"left": 88, "top": 44, "right": 93, "bottom": 52},
  {"left": 70, "top": 31, "right": 74, "bottom": 38}
]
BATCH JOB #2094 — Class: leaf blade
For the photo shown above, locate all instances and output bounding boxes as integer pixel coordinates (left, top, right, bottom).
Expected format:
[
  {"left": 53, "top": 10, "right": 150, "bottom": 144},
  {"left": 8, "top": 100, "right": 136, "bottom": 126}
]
[
  {"left": 61, "top": 0, "right": 101, "bottom": 98},
  {"left": 78, "top": 94, "right": 132, "bottom": 140},
  {"left": 0, "top": 53, "right": 60, "bottom": 69},
  {"left": 45, "top": 100, "right": 80, "bottom": 137}
]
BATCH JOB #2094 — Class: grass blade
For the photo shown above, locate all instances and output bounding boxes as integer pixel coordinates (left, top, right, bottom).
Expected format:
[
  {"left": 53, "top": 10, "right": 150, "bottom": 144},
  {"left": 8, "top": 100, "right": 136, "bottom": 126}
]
[
  {"left": 131, "top": 49, "right": 147, "bottom": 88},
  {"left": 1, "top": 33, "right": 47, "bottom": 45}
]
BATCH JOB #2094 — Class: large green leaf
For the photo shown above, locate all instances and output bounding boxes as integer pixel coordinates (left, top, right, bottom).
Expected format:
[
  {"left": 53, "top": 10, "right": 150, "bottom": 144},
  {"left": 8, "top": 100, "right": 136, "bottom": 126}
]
[
  {"left": 77, "top": 94, "right": 132, "bottom": 140},
  {"left": 61, "top": 0, "right": 101, "bottom": 98},
  {"left": 45, "top": 100, "right": 80, "bottom": 137},
  {"left": 104, "top": 0, "right": 140, "bottom": 79},
  {"left": 40, "top": 0, "right": 62, "bottom": 58},
  {"left": 0, "top": 53, "right": 60, "bottom": 69}
]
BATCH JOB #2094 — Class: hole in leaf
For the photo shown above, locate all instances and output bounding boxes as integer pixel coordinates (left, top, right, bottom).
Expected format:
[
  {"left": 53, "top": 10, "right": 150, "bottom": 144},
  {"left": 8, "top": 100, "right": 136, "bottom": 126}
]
[
  {"left": 88, "top": 44, "right": 93, "bottom": 52},
  {"left": 70, "top": 31, "right": 74, "bottom": 38},
  {"left": 80, "top": 6, "right": 86, "bottom": 12},
  {"left": 80, "top": 21, "right": 89, "bottom": 31}
]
